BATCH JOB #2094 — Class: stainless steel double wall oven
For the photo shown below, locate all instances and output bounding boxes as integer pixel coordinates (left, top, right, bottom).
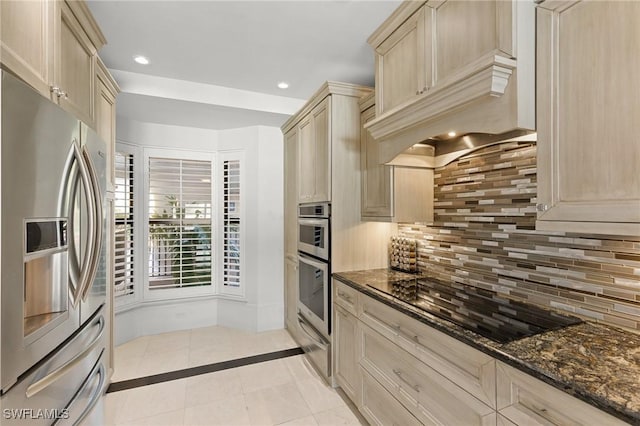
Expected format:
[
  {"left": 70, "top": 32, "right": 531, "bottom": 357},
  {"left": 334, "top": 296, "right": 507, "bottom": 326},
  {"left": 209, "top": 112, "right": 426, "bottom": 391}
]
[{"left": 297, "top": 202, "right": 331, "bottom": 379}]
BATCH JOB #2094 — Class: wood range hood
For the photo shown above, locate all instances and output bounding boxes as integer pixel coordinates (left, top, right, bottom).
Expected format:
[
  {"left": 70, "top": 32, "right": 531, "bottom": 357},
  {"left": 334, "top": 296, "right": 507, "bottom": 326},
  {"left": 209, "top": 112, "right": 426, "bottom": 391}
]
[
  {"left": 366, "top": 53, "right": 536, "bottom": 167},
  {"left": 365, "top": 0, "right": 537, "bottom": 167}
]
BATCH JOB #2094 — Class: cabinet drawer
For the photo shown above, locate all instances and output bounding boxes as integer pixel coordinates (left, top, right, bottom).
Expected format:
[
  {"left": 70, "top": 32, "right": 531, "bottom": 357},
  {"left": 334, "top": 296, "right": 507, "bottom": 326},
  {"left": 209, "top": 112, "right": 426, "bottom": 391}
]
[
  {"left": 359, "top": 294, "right": 496, "bottom": 407},
  {"left": 361, "top": 368, "right": 422, "bottom": 426},
  {"left": 496, "top": 361, "right": 626, "bottom": 425},
  {"left": 334, "top": 280, "right": 358, "bottom": 315},
  {"left": 360, "top": 323, "right": 495, "bottom": 426}
]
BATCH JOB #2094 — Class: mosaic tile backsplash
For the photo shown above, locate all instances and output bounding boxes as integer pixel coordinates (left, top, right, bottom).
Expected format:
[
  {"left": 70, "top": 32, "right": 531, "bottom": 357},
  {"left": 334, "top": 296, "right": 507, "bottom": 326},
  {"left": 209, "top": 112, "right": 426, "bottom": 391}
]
[{"left": 398, "top": 141, "right": 640, "bottom": 332}]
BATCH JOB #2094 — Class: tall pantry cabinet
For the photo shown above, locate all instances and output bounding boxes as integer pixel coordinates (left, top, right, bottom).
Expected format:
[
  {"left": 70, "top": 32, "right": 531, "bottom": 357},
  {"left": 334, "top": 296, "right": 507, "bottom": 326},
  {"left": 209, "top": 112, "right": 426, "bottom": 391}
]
[{"left": 282, "top": 82, "right": 396, "bottom": 342}]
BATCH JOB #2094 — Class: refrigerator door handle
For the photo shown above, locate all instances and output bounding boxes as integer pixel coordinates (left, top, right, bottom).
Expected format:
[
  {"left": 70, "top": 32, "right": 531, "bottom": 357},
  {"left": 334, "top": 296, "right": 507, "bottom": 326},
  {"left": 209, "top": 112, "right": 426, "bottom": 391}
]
[
  {"left": 25, "top": 315, "right": 105, "bottom": 398},
  {"left": 79, "top": 145, "right": 103, "bottom": 302},
  {"left": 58, "top": 140, "right": 96, "bottom": 307}
]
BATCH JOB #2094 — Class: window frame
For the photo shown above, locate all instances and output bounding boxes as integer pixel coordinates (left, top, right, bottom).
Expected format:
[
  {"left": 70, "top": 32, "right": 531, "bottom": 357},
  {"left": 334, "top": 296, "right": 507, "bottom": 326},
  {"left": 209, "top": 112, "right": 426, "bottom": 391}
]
[{"left": 142, "top": 147, "right": 217, "bottom": 301}]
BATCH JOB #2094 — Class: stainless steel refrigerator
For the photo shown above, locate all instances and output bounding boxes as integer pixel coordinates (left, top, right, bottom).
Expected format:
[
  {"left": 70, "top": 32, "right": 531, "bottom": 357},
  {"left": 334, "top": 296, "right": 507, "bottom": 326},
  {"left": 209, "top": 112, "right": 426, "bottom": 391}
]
[{"left": 0, "top": 70, "right": 108, "bottom": 425}]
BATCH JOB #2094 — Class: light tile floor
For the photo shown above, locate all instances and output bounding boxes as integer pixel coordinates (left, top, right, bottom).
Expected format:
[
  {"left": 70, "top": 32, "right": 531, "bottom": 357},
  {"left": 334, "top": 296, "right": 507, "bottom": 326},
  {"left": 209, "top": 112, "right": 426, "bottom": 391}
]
[{"left": 105, "top": 326, "right": 365, "bottom": 426}]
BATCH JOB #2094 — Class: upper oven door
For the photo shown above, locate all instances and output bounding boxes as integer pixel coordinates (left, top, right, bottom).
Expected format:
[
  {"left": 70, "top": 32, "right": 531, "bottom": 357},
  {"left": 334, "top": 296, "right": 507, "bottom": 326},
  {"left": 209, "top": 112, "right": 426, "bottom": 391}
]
[
  {"left": 297, "top": 253, "right": 330, "bottom": 338},
  {"left": 298, "top": 218, "right": 330, "bottom": 260}
]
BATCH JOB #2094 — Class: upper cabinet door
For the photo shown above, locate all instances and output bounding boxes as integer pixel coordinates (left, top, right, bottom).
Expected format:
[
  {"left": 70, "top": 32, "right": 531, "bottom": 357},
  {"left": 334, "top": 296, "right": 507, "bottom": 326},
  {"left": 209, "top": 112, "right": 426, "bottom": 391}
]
[
  {"left": 297, "top": 112, "right": 315, "bottom": 202},
  {"left": 374, "top": 5, "right": 430, "bottom": 115},
  {"left": 432, "top": 0, "right": 514, "bottom": 87},
  {"left": 56, "top": 0, "right": 98, "bottom": 127},
  {"left": 360, "top": 105, "right": 393, "bottom": 218},
  {"left": 311, "top": 97, "right": 331, "bottom": 203},
  {"left": 0, "top": 0, "right": 54, "bottom": 97},
  {"left": 297, "top": 96, "right": 331, "bottom": 203},
  {"left": 536, "top": 0, "right": 640, "bottom": 236}
]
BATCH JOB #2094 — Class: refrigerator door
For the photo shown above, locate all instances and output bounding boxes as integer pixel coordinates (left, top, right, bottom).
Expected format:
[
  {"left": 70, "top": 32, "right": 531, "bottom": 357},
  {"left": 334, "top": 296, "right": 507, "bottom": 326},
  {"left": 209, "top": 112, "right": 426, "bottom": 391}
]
[
  {"left": 1, "top": 70, "right": 81, "bottom": 391},
  {"left": 79, "top": 124, "right": 108, "bottom": 325}
]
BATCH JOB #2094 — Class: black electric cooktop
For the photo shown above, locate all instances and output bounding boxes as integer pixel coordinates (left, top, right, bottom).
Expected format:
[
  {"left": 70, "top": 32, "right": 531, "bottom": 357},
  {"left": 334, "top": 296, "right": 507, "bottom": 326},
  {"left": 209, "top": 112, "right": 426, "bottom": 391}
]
[{"left": 367, "top": 278, "right": 583, "bottom": 343}]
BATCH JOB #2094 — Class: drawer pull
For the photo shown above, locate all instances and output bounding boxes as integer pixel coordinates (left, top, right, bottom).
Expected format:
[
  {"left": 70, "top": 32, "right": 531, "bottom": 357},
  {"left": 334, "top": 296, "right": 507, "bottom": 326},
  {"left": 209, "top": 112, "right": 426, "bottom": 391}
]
[
  {"left": 393, "top": 369, "right": 420, "bottom": 393},
  {"left": 338, "top": 291, "right": 353, "bottom": 303},
  {"left": 395, "top": 325, "right": 420, "bottom": 343}
]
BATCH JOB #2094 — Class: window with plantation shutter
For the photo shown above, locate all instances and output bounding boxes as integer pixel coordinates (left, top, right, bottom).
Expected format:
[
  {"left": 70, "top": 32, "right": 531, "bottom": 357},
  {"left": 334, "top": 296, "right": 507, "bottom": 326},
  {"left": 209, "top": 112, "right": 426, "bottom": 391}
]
[
  {"left": 114, "top": 151, "right": 135, "bottom": 301},
  {"left": 147, "top": 157, "right": 212, "bottom": 290},
  {"left": 221, "top": 158, "right": 241, "bottom": 292}
]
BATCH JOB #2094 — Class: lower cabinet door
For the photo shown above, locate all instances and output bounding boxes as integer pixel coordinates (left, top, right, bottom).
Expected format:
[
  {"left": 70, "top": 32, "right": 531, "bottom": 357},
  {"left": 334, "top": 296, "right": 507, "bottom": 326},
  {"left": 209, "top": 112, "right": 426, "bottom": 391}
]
[
  {"left": 360, "top": 323, "right": 495, "bottom": 426},
  {"left": 361, "top": 368, "right": 422, "bottom": 426},
  {"left": 334, "top": 305, "right": 361, "bottom": 405}
]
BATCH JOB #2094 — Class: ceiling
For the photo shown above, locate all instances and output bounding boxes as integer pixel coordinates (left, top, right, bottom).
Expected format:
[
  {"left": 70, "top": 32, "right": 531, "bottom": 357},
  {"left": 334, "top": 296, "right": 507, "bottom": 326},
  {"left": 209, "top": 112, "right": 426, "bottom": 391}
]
[{"left": 87, "top": 0, "right": 402, "bottom": 130}]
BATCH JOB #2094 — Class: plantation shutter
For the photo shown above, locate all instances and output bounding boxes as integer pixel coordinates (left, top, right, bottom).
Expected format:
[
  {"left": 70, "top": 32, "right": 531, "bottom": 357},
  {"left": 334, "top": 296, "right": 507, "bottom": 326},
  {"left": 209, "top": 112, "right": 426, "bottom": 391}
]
[
  {"left": 222, "top": 159, "right": 241, "bottom": 289},
  {"left": 114, "top": 152, "right": 135, "bottom": 300},
  {"left": 148, "top": 158, "right": 212, "bottom": 290}
]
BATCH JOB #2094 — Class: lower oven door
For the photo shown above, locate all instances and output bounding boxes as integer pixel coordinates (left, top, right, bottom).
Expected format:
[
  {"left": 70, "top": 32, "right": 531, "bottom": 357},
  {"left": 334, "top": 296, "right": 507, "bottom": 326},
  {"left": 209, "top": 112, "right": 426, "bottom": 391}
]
[{"left": 297, "top": 253, "right": 330, "bottom": 338}]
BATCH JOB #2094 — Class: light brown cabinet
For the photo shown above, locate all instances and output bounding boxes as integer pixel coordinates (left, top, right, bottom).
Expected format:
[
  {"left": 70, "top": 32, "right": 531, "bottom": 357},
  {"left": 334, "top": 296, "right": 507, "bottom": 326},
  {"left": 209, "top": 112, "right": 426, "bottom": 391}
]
[
  {"left": 496, "top": 361, "right": 626, "bottom": 425},
  {"left": 360, "top": 322, "right": 495, "bottom": 425},
  {"left": 373, "top": 3, "right": 429, "bottom": 115},
  {"left": 284, "top": 257, "right": 299, "bottom": 340},
  {"left": 333, "top": 304, "right": 360, "bottom": 405},
  {"left": 361, "top": 369, "right": 422, "bottom": 426},
  {"left": 535, "top": 0, "right": 640, "bottom": 236},
  {"left": 360, "top": 94, "right": 434, "bottom": 223},
  {"left": 96, "top": 57, "right": 119, "bottom": 190},
  {"left": 367, "top": 0, "right": 535, "bottom": 164},
  {"left": 0, "top": 0, "right": 54, "bottom": 97},
  {"left": 0, "top": 0, "right": 106, "bottom": 128},
  {"left": 57, "top": 0, "right": 101, "bottom": 126},
  {"left": 360, "top": 98, "right": 393, "bottom": 218},
  {"left": 297, "top": 97, "right": 331, "bottom": 203},
  {"left": 283, "top": 128, "right": 300, "bottom": 336}
]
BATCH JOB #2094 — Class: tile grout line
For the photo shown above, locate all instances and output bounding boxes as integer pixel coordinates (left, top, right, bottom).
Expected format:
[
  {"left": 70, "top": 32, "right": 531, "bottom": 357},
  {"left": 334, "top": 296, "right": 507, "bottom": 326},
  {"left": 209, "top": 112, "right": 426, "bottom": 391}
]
[{"left": 107, "top": 347, "right": 304, "bottom": 393}]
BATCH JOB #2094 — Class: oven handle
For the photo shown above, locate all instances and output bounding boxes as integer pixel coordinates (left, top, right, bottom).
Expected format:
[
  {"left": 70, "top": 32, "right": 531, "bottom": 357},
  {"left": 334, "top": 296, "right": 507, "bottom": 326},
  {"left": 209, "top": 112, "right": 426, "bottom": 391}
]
[
  {"left": 297, "top": 315, "right": 329, "bottom": 351},
  {"left": 298, "top": 218, "right": 329, "bottom": 227},
  {"left": 298, "top": 252, "right": 328, "bottom": 270}
]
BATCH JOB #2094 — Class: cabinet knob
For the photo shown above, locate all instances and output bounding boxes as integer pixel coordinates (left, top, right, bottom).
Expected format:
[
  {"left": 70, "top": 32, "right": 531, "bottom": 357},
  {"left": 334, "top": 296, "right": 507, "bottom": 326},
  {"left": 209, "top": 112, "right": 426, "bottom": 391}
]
[
  {"left": 50, "top": 86, "right": 68, "bottom": 99},
  {"left": 536, "top": 203, "right": 549, "bottom": 212}
]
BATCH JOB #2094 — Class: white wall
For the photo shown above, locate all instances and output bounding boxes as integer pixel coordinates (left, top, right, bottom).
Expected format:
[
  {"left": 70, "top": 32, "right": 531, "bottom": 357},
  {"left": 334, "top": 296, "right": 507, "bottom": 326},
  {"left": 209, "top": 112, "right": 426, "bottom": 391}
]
[{"left": 114, "top": 119, "right": 284, "bottom": 345}]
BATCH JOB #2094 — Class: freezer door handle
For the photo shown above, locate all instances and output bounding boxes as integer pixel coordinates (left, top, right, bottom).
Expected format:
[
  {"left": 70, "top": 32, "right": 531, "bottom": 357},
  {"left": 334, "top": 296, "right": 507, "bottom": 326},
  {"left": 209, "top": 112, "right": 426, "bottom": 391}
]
[
  {"left": 79, "top": 145, "right": 103, "bottom": 302},
  {"left": 58, "top": 140, "right": 96, "bottom": 307},
  {"left": 53, "top": 350, "right": 106, "bottom": 426},
  {"left": 25, "top": 315, "right": 105, "bottom": 398}
]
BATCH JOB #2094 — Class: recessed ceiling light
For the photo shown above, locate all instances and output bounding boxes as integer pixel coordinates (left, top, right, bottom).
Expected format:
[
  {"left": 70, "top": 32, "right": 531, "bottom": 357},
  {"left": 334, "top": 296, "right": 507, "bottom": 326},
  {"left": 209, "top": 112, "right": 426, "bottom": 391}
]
[
  {"left": 447, "top": 131, "right": 457, "bottom": 137},
  {"left": 134, "top": 55, "right": 149, "bottom": 65},
  {"left": 277, "top": 82, "right": 289, "bottom": 89}
]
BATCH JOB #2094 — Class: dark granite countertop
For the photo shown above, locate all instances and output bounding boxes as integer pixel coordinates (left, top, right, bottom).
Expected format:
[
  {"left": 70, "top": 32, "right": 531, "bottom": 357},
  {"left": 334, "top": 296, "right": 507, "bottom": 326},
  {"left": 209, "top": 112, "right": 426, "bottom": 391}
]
[{"left": 333, "top": 269, "right": 640, "bottom": 425}]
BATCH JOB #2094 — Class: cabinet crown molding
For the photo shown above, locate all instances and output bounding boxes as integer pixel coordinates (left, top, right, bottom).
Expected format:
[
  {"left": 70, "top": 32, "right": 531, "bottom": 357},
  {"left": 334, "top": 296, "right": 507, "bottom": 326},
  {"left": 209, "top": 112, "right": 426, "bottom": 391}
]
[
  {"left": 281, "top": 81, "right": 372, "bottom": 133},
  {"left": 65, "top": 0, "right": 107, "bottom": 50},
  {"left": 96, "top": 57, "right": 121, "bottom": 95}
]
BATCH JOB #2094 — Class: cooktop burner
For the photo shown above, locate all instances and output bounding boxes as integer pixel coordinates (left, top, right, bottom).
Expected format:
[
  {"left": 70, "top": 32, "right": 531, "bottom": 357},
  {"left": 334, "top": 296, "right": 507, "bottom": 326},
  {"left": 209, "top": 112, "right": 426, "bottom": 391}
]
[{"left": 367, "top": 278, "right": 583, "bottom": 343}]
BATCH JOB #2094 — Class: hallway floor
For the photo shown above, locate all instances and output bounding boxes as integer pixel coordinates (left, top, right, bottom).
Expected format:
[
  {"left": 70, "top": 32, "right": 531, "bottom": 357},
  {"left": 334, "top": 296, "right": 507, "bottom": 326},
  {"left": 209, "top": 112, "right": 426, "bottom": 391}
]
[{"left": 105, "top": 326, "right": 364, "bottom": 425}]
